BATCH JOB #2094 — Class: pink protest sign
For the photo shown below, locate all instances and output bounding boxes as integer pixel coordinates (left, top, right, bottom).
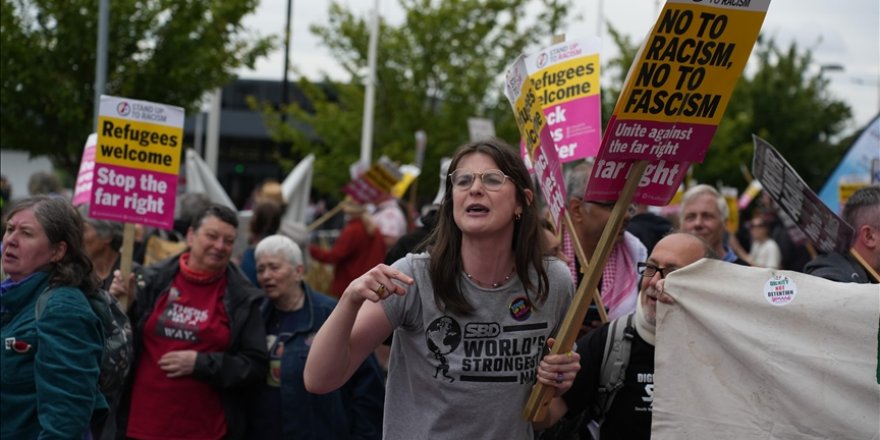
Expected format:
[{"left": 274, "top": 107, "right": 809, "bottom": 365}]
[
  {"left": 91, "top": 95, "right": 184, "bottom": 229},
  {"left": 584, "top": 158, "right": 691, "bottom": 205},
  {"left": 524, "top": 38, "right": 602, "bottom": 162},
  {"left": 342, "top": 159, "right": 402, "bottom": 205},
  {"left": 533, "top": 129, "right": 568, "bottom": 230},
  {"left": 90, "top": 163, "right": 178, "bottom": 227},
  {"left": 343, "top": 178, "right": 383, "bottom": 205},
  {"left": 601, "top": 118, "right": 714, "bottom": 163},
  {"left": 72, "top": 134, "right": 97, "bottom": 206},
  {"left": 505, "top": 55, "right": 568, "bottom": 230}
]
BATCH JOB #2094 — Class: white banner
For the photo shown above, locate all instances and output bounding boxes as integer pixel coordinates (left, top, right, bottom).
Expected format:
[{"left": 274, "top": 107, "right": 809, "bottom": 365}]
[
  {"left": 185, "top": 148, "right": 235, "bottom": 209},
  {"left": 281, "top": 153, "right": 315, "bottom": 224},
  {"left": 654, "top": 259, "right": 879, "bottom": 440}
]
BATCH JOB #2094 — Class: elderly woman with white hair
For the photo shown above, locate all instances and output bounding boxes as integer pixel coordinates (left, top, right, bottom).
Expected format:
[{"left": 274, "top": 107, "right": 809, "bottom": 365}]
[{"left": 247, "top": 234, "right": 385, "bottom": 440}]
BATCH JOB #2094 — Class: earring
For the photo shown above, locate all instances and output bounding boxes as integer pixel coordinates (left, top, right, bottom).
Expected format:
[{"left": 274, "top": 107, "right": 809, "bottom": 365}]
[{"left": 515, "top": 213, "right": 522, "bottom": 221}]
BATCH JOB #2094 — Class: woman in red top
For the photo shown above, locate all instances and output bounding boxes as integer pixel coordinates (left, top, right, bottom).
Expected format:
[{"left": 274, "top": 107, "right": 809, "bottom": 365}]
[
  {"left": 309, "top": 202, "right": 386, "bottom": 297},
  {"left": 112, "top": 204, "right": 268, "bottom": 440}
]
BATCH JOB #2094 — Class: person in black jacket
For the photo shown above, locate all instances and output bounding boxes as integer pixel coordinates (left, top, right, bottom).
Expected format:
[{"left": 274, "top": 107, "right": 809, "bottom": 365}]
[
  {"left": 626, "top": 204, "right": 673, "bottom": 255},
  {"left": 804, "top": 185, "right": 879, "bottom": 283},
  {"left": 110, "top": 204, "right": 268, "bottom": 440}
]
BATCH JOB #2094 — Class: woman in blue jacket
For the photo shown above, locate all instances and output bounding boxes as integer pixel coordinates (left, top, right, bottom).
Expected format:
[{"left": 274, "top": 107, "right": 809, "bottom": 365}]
[
  {"left": 248, "top": 234, "right": 385, "bottom": 440},
  {"left": 1, "top": 196, "right": 106, "bottom": 439}
]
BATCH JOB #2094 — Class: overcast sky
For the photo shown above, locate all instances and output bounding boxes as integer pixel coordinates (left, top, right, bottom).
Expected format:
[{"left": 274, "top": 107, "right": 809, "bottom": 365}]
[{"left": 237, "top": 0, "right": 880, "bottom": 131}]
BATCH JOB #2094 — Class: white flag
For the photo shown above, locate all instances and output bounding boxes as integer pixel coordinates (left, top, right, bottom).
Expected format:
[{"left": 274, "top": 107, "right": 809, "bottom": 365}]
[
  {"left": 281, "top": 154, "right": 314, "bottom": 224},
  {"left": 185, "top": 149, "right": 235, "bottom": 209}
]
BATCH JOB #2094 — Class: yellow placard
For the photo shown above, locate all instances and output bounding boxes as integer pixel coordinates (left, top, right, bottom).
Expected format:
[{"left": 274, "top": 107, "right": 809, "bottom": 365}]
[
  {"left": 391, "top": 171, "right": 418, "bottom": 199},
  {"left": 95, "top": 116, "right": 182, "bottom": 174},
  {"left": 723, "top": 190, "right": 739, "bottom": 233},
  {"left": 508, "top": 57, "right": 550, "bottom": 159},
  {"left": 839, "top": 181, "right": 869, "bottom": 208},
  {"left": 616, "top": 3, "right": 768, "bottom": 125},
  {"left": 530, "top": 54, "right": 601, "bottom": 107}
]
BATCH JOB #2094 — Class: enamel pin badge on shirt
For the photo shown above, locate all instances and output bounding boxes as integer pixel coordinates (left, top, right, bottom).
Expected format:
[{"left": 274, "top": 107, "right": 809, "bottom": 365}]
[{"left": 4, "top": 337, "right": 32, "bottom": 353}]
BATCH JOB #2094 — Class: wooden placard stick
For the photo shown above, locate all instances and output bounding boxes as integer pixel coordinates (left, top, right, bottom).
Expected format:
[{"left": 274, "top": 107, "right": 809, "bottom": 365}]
[
  {"left": 547, "top": 30, "right": 609, "bottom": 325},
  {"left": 523, "top": 160, "right": 648, "bottom": 423},
  {"left": 118, "top": 222, "right": 135, "bottom": 310},
  {"left": 562, "top": 210, "right": 609, "bottom": 324},
  {"left": 850, "top": 248, "right": 880, "bottom": 282},
  {"left": 307, "top": 197, "right": 351, "bottom": 232},
  {"left": 805, "top": 242, "right": 818, "bottom": 259}
]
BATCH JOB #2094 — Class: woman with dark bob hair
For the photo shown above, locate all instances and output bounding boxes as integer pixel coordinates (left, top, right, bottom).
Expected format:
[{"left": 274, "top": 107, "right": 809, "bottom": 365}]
[
  {"left": 1, "top": 195, "right": 106, "bottom": 438},
  {"left": 304, "top": 139, "right": 580, "bottom": 439}
]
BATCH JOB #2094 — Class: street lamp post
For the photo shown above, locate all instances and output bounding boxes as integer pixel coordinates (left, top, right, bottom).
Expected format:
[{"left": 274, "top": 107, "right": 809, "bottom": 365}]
[
  {"left": 819, "top": 63, "right": 844, "bottom": 75},
  {"left": 360, "top": 0, "right": 380, "bottom": 168},
  {"left": 281, "top": 0, "right": 293, "bottom": 122},
  {"left": 93, "top": 0, "right": 109, "bottom": 130}
]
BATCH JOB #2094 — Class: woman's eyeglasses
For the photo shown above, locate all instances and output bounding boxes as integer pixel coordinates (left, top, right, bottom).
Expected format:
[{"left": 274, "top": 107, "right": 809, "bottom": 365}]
[
  {"left": 449, "top": 169, "right": 511, "bottom": 191},
  {"left": 637, "top": 262, "right": 677, "bottom": 279}
]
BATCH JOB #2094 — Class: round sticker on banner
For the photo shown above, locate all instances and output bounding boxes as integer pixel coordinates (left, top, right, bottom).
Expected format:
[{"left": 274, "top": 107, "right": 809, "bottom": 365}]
[{"left": 763, "top": 274, "right": 797, "bottom": 306}]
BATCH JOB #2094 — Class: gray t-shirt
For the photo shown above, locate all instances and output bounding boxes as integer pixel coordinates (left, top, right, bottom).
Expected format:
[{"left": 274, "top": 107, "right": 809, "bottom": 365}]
[{"left": 382, "top": 253, "right": 574, "bottom": 440}]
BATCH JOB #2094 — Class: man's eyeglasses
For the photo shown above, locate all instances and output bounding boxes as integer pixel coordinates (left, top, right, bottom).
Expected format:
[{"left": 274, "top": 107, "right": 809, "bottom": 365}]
[
  {"left": 586, "top": 200, "right": 638, "bottom": 217},
  {"left": 587, "top": 200, "right": 615, "bottom": 208},
  {"left": 637, "top": 262, "right": 677, "bottom": 279},
  {"left": 449, "top": 169, "right": 511, "bottom": 191}
]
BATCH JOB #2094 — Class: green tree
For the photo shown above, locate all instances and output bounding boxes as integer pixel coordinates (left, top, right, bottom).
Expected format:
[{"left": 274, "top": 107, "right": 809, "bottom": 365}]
[
  {"left": 1, "top": 0, "right": 274, "bottom": 175},
  {"left": 701, "top": 37, "right": 852, "bottom": 190},
  {"left": 256, "top": 0, "right": 572, "bottom": 202}
]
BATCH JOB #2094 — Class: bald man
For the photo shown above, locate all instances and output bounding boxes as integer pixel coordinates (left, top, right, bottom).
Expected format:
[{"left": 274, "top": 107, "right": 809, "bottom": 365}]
[{"left": 538, "top": 233, "right": 715, "bottom": 440}]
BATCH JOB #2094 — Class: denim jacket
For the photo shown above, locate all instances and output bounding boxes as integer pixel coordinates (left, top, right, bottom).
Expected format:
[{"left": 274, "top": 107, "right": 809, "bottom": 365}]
[{"left": 252, "top": 282, "right": 384, "bottom": 440}]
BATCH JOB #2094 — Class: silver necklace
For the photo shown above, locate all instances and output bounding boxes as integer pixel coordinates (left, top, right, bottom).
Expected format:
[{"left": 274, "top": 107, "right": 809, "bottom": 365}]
[{"left": 464, "top": 267, "right": 515, "bottom": 288}]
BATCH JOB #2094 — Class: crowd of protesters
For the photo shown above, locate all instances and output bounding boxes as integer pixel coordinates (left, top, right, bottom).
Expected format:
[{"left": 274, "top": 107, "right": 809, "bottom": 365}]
[{"left": 1, "top": 144, "right": 877, "bottom": 439}]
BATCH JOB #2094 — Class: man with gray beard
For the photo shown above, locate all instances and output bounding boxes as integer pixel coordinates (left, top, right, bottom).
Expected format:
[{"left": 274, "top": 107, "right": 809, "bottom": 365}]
[{"left": 538, "top": 232, "right": 716, "bottom": 440}]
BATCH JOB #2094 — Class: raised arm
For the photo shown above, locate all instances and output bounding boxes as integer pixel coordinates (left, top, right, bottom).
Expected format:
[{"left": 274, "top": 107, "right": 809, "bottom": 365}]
[{"left": 304, "top": 264, "right": 413, "bottom": 394}]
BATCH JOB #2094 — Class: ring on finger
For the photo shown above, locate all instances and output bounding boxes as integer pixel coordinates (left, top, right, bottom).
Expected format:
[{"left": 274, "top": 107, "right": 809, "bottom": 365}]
[
  {"left": 375, "top": 283, "right": 386, "bottom": 296},
  {"left": 555, "top": 372, "right": 564, "bottom": 384}
]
